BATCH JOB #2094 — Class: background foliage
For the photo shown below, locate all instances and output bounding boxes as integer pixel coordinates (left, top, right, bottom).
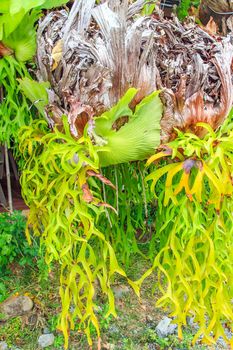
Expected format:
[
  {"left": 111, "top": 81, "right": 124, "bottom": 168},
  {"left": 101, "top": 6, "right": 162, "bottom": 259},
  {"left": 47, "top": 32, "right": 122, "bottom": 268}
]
[
  {"left": 0, "top": 211, "right": 49, "bottom": 303},
  {"left": 177, "top": 0, "right": 201, "bottom": 19},
  {"left": 0, "top": 57, "right": 34, "bottom": 147}
]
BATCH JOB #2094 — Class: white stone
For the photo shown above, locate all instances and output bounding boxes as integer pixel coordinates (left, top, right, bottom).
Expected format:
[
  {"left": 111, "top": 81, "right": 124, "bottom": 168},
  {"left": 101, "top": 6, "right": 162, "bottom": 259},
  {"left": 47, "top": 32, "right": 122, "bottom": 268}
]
[
  {"left": 43, "top": 327, "right": 51, "bottom": 335},
  {"left": 0, "top": 342, "right": 8, "bottom": 350},
  {"left": 155, "top": 316, "right": 177, "bottom": 338},
  {"left": 38, "top": 334, "right": 55, "bottom": 348}
]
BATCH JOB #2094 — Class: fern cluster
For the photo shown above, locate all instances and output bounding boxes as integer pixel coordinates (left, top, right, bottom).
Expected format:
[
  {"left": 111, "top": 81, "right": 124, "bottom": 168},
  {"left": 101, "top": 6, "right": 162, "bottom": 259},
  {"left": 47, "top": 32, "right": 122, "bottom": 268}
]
[{"left": 146, "top": 120, "right": 233, "bottom": 347}]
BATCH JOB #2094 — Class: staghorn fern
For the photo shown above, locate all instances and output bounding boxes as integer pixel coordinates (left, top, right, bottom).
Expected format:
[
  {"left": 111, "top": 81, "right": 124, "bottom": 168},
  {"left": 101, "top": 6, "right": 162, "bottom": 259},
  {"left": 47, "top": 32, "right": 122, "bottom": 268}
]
[
  {"left": 19, "top": 115, "right": 144, "bottom": 349},
  {"left": 17, "top": 1, "right": 233, "bottom": 349},
  {"left": 36, "top": 0, "right": 233, "bottom": 143},
  {"left": 145, "top": 120, "right": 233, "bottom": 347}
]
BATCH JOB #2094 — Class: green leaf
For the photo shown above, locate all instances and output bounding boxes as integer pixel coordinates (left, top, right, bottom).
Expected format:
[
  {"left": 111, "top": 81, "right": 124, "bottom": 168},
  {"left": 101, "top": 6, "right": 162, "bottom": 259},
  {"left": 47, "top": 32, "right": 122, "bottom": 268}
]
[
  {"left": 9, "top": 0, "right": 44, "bottom": 14},
  {"left": 18, "top": 77, "right": 50, "bottom": 116},
  {"left": 96, "top": 90, "right": 163, "bottom": 167},
  {"left": 94, "top": 88, "right": 137, "bottom": 137},
  {"left": 0, "top": 0, "right": 68, "bottom": 55},
  {"left": 8, "top": 0, "right": 68, "bottom": 14},
  {"left": 0, "top": 9, "right": 25, "bottom": 40},
  {"left": 0, "top": 1, "right": 10, "bottom": 14},
  {"left": 38, "top": 0, "right": 70, "bottom": 10},
  {"left": 3, "top": 10, "right": 40, "bottom": 61}
]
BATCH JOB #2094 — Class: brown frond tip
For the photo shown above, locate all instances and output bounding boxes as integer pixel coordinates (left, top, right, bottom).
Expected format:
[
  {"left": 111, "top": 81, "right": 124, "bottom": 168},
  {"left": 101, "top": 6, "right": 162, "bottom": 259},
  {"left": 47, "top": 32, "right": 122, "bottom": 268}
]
[
  {"left": 0, "top": 42, "right": 13, "bottom": 58},
  {"left": 36, "top": 0, "right": 233, "bottom": 141}
]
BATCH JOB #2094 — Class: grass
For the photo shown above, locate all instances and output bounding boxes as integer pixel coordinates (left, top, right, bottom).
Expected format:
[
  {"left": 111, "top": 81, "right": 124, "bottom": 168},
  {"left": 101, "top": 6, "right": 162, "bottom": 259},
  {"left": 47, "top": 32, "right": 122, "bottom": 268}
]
[{"left": 0, "top": 253, "right": 212, "bottom": 350}]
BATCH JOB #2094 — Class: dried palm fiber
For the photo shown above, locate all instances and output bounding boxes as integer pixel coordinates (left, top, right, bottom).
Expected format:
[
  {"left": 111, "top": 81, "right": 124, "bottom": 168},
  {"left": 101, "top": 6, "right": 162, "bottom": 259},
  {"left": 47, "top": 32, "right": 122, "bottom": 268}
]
[{"left": 36, "top": 0, "right": 233, "bottom": 143}]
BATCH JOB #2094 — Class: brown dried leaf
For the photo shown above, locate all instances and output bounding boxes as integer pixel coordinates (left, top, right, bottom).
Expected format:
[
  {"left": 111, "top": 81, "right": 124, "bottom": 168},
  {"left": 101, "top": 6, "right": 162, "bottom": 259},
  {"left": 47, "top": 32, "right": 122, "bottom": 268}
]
[
  {"left": 204, "top": 17, "right": 218, "bottom": 35},
  {"left": 82, "top": 183, "right": 93, "bottom": 203},
  {"left": 87, "top": 170, "right": 116, "bottom": 189},
  {"left": 96, "top": 202, "right": 117, "bottom": 215},
  {"left": 0, "top": 42, "right": 13, "bottom": 57},
  {"left": 67, "top": 96, "right": 94, "bottom": 138}
]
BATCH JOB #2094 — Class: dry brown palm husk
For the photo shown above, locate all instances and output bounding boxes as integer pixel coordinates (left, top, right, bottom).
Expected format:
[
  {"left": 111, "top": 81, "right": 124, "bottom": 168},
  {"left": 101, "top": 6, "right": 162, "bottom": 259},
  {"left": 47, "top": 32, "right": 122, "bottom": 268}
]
[{"left": 36, "top": 0, "right": 233, "bottom": 142}]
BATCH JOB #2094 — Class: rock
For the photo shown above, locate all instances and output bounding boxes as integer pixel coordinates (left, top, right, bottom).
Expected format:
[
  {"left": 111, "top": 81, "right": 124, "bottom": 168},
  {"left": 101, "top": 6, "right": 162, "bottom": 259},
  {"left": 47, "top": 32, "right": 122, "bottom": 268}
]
[
  {"left": 155, "top": 317, "right": 177, "bottom": 338},
  {"left": 216, "top": 329, "right": 233, "bottom": 349},
  {"left": 112, "top": 285, "right": 130, "bottom": 299},
  {"left": 0, "top": 342, "right": 8, "bottom": 350},
  {"left": 186, "top": 316, "right": 194, "bottom": 327},
  {"left": 0, "top": 296, "right": 33, "bottom": 319},
  {"left": 43, "top": 327, "right": 51, "bottom": 335},
  {"left": 38, "top": 334, "right": 55, "bottom": 348},
  {"left": 186, "top": 316, "right": 199, "bottom": 331},
  {"left": 69, "top": 305, "right": 75, "bottom": 313},
  {"left": 225, "top": 328, "right": 233, "bottom": 340},
  {"left": 216, "top": 337, "right": 227, "bottom": 349},
  {"left": 108, "top": 325, "right": 120, "bottom": 334},
  {"left": 148, "top": 345, "right": 157, "bottom": 350}
]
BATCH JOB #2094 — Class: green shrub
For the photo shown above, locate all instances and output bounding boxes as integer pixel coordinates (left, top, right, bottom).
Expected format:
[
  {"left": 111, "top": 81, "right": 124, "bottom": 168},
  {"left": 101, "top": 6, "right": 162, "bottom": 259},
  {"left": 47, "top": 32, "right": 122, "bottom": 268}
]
[
  {"left": 0, "top": 211, "right": 37, "bottom": 272},
  {"left": 177, "top": 0, "right": 201, "bottom": 19}
]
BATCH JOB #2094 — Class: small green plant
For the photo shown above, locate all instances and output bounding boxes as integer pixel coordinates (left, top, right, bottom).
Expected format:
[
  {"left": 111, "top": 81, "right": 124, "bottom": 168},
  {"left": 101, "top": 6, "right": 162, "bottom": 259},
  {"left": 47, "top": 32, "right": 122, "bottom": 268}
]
[
  {"left": 142, "top": 328, "right": 208, "bottom": 349},
  {"left": 0, "top": 210, "right": 47, "bottom": 294},
  {"left": 0, "top": 0, "right": 70, "bottom": 59},
  {"left": 98, "top": 303, "right": 113, "bottom": 332},
  {"left": 177, "top": 0, "right": 200, "bottom": 19},
  {"left": 0, "top": 282, "right": 8, "bottom": 303},
  {"left": 0, "top": 211, "right": 27, "bottom": 271},
  {"left": 54, "top": 334, "right": 65, "bottom": 348},
  {"left": 142, "top": 0, "right": 157, "bottom": 15},
  {"left": 0, "top": 315, "right": 40, "bottom": 347},
  {"left": 36, "top": 250, "right": 50, "bottom": 288}
]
